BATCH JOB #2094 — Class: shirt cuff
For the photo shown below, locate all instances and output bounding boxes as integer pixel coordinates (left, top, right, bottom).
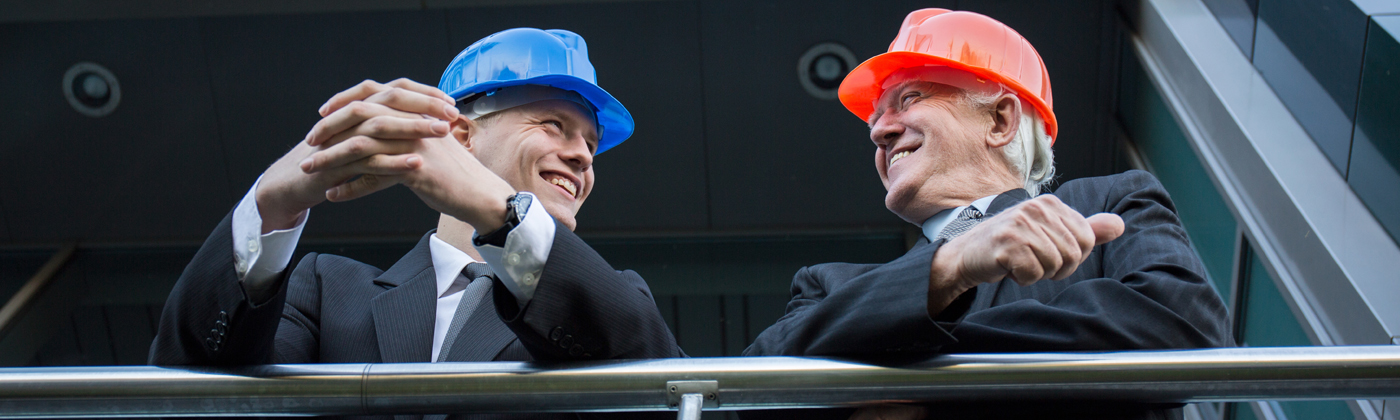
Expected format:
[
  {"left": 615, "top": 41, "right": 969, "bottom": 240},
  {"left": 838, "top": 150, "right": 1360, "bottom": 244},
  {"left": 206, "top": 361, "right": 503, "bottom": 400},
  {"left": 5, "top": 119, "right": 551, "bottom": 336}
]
[
  {"left": 474, "top": 195, "right": 555, "bottom": 306},
  {"left": 232, "top": 177, "right": 307, "bottom": 295}
]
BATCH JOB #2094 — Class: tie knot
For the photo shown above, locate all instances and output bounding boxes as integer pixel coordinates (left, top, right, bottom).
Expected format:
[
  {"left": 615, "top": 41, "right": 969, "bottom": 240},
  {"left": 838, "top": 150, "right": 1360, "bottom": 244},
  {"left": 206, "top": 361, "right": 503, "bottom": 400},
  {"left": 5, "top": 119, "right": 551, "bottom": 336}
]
[
  {"left": 935, "top": 206, "right": 987, "bottom": 242},
  {"left": 957, "top": 206, "right": 984, "bottom": 221},
  {"left": 462, "top": 262, "right": 494, "bottom": 280}
]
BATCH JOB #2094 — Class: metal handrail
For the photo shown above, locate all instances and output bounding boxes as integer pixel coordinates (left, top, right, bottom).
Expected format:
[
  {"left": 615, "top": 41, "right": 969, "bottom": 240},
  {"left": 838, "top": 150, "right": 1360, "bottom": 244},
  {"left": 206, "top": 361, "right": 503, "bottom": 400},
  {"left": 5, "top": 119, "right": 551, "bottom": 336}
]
[{"left": 1, "top": 345, "right": 1397, "bottom": 418}]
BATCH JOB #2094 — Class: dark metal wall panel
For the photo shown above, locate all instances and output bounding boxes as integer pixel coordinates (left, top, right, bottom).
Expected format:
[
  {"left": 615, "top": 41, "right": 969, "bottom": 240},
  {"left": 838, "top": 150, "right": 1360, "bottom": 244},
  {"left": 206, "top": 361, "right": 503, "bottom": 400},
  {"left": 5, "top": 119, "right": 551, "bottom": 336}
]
[
  {"left": 200, "top": 11, "right": 454, "bottom": 238},
  {"left": 744, "top": 294, "right": 788, "bottom": 347},
  {"left": 0, "top": 199, "right": 8, "bottom": 241},
  {"left": 1350, "top": 16, "right": 1400, "bottom": 246},
  {"left": 675, "top": 295, "right": 723, "bottom": 356},
  {"left": 1201, "top": 0, "right": 1259, "bottom": 59},
  {"left": 0, "top": 18, "right": 234, "bottom": 243},
  {"left": 721, "top": 294, "right": 745, "bottom": 356},
  {"left": 1253, "top": 0, "right": 1368, "bottom": 175},
  {"left": 699, "top": 0, "right": 940, "bottom": 230},
  {"left": 445, "top": 2, "right": 710, "bottom": 232},
  {"left": 104, "top": 304, "right": 156, "bottom": 365}
]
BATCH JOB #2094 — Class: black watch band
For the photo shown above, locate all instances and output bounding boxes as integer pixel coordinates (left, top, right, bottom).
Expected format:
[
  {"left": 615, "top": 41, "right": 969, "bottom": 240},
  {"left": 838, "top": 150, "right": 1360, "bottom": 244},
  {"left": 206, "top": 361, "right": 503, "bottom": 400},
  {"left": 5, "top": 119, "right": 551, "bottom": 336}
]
[{"left": 474, "top": 192, "right": 533, "bottom": 247}]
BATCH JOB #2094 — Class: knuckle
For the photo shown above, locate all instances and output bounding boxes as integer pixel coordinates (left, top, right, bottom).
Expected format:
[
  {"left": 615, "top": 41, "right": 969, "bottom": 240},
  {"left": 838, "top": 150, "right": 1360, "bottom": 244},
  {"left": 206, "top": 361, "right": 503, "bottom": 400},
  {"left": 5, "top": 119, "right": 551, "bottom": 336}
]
[
  {"left": 383, "top": 87, "right": 404, "bottom": 102},
  {"left": 362, "top": 117, "right": 386, "bottom": 133},
  {"left": 347, "top": 101, "right": 370, "bottom": 117},
  {"left": 345, "top": 137, "right": 368, "bottom": 154}
]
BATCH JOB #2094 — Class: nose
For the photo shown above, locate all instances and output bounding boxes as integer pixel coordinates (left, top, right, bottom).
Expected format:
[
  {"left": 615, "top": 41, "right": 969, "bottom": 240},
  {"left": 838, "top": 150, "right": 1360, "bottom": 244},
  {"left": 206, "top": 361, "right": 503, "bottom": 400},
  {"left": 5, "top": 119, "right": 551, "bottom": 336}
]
[
  {"left": 869, "top": 111, "right": 903, "bottom": 146},
  {"left": 560, "top": 134, "right": 594, "bottom": 172}
]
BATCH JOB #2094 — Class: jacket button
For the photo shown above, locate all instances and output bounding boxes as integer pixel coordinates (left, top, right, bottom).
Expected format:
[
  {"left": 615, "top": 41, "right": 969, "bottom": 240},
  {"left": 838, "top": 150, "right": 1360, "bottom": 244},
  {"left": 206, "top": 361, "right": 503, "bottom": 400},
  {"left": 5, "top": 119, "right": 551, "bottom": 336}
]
[
  {"left": 205, "top": 337, "right": 220, "bottom": 351},
  {"left": 568, "top": 344, "right": 583, "bottom": 356},
  {"left": 559, "top": 335, "right": 574, "bottom": 348},
  {"left": 219, "top": 311, "right": 229, "bottom": 323},
  {"left": 549, "top": 327, "right": 564, "bottom": 341}
]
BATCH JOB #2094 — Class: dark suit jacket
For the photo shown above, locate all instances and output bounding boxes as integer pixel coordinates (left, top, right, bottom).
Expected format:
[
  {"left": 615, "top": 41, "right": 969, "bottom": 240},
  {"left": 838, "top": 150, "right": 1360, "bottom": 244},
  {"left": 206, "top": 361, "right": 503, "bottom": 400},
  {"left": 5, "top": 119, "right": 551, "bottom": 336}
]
[
  {"left": 149, "top": 212, "right": 682, "bottom": 419},
  {"left": 744, "top": 170, "right": 1232, "bottom": 419}
]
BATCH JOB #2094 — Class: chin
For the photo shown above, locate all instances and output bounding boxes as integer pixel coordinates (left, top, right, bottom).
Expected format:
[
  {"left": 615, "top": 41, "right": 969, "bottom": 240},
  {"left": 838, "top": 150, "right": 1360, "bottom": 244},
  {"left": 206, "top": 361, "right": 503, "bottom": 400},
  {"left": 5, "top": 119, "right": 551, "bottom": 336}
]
[{"left": 539, "top": 201, "right": 578, "bottom": 231}]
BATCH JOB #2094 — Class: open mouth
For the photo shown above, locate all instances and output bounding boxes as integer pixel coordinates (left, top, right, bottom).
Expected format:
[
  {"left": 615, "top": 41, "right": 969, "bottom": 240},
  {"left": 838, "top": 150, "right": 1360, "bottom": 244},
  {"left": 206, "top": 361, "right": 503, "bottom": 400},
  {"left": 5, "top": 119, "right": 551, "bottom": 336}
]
[
  {"left": 541, "top": 172, "right": 579, "bottom": 199},
  {"left": 888, "top": 147, "right": 918, "bottom": 168}
]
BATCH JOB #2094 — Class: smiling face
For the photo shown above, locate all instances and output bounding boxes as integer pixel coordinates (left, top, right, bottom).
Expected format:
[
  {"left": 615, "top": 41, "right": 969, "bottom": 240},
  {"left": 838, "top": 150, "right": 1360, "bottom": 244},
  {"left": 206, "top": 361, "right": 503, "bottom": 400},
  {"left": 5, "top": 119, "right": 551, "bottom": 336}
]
[
  {"left": 461, "top": 99, "right": 599, "bottom": 231},
  {"left": 867, "top": 80, "right": 1022, "bottom": 224}
]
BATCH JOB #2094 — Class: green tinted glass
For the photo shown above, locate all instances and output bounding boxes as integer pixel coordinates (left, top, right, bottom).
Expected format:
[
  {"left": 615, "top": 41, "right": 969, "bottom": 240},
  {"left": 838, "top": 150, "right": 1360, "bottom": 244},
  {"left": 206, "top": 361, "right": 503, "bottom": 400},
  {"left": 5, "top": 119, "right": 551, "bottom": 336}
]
[{"left": 1117, "top": 48, "right": 1238, "bottom": 302}]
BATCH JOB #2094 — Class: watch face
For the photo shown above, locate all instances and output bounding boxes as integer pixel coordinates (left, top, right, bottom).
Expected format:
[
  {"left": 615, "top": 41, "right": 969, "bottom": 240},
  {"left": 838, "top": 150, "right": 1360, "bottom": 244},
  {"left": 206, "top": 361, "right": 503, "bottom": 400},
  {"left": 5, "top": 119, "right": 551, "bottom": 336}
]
[{"left": 513, "top": 192, "right": 533, "bottom": 219}]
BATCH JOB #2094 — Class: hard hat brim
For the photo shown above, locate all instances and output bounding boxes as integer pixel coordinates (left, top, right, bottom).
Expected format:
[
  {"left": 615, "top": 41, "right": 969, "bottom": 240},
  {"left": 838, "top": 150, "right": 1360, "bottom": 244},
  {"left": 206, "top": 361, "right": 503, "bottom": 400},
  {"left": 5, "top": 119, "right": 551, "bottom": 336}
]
[
  {"left": 837, "top": 51, "right": 1058, "bottom": 142},
  {"left": 446, "top": 74, "right": 636, "bottom": 155}
]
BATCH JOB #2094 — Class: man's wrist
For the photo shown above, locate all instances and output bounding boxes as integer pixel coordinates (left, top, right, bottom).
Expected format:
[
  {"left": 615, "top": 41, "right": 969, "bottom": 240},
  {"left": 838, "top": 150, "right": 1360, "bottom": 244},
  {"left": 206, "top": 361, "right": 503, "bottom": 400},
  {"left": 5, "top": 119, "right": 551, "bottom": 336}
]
[
  {"left": 474, "top": 192, "right": 533, "bottom": 247},
  {"left": 927, "top": 247, "right": 972, "bottom": 317}
]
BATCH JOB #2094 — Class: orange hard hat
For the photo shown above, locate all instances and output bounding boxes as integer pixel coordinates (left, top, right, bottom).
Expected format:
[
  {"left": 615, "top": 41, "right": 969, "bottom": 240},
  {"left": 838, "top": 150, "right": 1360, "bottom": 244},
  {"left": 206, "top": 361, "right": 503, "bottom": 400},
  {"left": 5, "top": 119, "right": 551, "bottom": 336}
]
[{"left": 838, "top": 8, "right": 1057, "bottom": 143}]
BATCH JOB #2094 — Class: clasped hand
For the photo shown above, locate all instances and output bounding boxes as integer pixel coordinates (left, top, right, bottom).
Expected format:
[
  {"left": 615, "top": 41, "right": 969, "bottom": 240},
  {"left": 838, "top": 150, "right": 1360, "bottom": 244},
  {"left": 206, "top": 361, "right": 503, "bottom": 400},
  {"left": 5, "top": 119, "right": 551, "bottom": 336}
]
[
  {"left": 253, "top": 79, "right": 514, "bottom": 234},
  {"left": 927, "top": 195, "right": 1126, "bottom": 315}
]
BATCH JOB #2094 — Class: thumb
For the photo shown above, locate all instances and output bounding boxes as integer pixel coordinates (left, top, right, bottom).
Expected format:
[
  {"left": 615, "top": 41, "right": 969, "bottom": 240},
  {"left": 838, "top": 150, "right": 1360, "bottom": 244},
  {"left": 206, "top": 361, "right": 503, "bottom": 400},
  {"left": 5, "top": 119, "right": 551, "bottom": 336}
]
[{"left": 1086, "top": 213, "right": 1125, "bottom": 246}]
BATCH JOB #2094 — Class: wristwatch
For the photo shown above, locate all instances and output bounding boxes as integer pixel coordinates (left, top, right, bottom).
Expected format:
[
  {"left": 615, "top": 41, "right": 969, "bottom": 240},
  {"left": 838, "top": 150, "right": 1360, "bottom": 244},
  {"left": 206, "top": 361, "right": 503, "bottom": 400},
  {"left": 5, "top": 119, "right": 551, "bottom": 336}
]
[{"left": 473, "top": 192, "right": 533, "bottom": 247}]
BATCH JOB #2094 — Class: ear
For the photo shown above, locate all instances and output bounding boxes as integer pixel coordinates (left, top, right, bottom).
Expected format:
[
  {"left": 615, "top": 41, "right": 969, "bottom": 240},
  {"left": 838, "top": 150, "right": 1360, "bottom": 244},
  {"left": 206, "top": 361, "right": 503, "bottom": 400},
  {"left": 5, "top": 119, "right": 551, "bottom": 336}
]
[
  {"left": 450, "top": 114, "right": 478, "bottom": 150},
  {"left": 986, "top": 93, "right": 1021, "bottom": 149}
]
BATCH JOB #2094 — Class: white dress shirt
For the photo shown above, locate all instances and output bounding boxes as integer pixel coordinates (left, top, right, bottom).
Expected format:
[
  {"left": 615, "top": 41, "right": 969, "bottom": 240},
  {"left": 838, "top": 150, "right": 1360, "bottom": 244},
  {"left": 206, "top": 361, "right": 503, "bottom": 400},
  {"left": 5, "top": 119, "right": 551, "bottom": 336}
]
[
  {"left": 230, "top": 178, "right": 555, "bottom": 362},
  {"left": 920, "top": 195, "right": 999, "bottom": 242}
]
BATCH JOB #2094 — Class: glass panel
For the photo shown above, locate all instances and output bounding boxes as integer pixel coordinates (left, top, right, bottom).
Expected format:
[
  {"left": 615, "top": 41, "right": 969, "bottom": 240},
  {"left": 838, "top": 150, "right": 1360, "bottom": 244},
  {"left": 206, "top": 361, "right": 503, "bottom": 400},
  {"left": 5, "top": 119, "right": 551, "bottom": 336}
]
[
  {"left": 1350, "top": 16, "right": 1400, "bottom": 246},
  {"left": 1230, "top": 402, "right": 1260, "bottom": 420},
  {"left": 1253, "top": 0, "right": 1368, "bottom": 175},
  {"left": 1117, "top": 47, "right": 1238, "bottom": 303},
  {"left": 1238, "top": 248, "right": 1311, "bottom": 347},
  {"left": 1202, "top": 0, "right": 1259, "bottom": 59},
  {"left": 1236, "top": 244, "right": 1354, "bottom": 419}
]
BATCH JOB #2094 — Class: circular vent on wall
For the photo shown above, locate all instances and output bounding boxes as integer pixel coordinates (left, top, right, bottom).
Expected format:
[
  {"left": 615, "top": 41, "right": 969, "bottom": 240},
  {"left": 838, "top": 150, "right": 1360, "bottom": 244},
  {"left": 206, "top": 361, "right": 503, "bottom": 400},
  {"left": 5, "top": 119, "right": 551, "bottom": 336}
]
[
  {"left": 63, "top": 62, "right": 121, "bottom": 117},
  {"left": 797, "top": 42, "right": 856, "bottom": 100}
]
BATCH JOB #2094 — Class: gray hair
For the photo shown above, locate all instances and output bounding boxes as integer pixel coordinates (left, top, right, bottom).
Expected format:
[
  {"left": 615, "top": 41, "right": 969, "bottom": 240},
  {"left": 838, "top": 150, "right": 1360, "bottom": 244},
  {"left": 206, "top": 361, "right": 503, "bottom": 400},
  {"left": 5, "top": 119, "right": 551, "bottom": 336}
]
[{"left": 960, "top": 87, "right": 1056, "bottom": 195}]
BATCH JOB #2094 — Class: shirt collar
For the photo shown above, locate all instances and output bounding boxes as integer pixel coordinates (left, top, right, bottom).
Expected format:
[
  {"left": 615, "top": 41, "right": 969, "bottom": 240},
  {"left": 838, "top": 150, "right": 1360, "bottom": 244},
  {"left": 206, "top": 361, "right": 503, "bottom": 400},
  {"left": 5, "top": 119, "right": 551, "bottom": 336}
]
[
  {"left": 920, "top": 194, "right": 1000, "bottom": 242},
  {"left": 429, "top": 233, "right": 479, "bottom": 298}
]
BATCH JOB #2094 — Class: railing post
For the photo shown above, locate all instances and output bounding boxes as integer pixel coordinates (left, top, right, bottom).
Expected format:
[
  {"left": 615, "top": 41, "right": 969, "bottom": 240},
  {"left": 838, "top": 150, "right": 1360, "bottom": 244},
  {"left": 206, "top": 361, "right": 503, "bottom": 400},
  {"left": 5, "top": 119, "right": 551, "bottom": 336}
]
[{"left": 677, "top": 394, "right": 703, "bottom": 420}]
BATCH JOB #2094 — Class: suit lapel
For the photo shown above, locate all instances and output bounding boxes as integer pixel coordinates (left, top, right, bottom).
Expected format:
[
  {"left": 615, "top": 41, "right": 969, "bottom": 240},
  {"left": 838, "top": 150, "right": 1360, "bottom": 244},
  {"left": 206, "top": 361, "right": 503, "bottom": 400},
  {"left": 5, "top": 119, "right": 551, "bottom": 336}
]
[
  {"left": 370, "top": 233, "right": 438, "bottom": 364},
  {"left": 443, "top": 280, "right": 517, "bottom": 362},
  {"left": 986, "top": 187, "right": 1031, "bottom": 215}
]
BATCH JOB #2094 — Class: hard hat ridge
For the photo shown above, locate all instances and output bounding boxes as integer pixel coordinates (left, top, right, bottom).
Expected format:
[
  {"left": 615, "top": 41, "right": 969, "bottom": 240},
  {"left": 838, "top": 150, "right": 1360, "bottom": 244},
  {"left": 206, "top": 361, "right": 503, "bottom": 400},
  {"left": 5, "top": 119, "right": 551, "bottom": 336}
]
[
  {"left": 439, "top": 28, "right": 634, "bottom": 154},
  {"left": 838, "top": 8, "right": 1058, "bottom": 143}
]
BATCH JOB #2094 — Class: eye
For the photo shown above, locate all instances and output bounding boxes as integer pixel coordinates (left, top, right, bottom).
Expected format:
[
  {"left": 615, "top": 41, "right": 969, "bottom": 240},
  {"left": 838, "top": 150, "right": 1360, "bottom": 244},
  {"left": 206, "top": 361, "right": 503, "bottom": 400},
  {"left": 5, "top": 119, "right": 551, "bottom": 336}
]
[
  {"left": 900, "top": 91, "right": 920, "bottom": 108},
  {"left": 542, "top": 120, "right": 564, "bottom": 131}
]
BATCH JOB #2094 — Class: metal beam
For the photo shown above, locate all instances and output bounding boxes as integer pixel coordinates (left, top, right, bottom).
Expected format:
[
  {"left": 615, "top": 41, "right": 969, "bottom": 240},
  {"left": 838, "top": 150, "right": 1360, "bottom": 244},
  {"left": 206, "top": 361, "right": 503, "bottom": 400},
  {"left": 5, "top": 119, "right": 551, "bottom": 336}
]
[
  {"left": 0, "top": 243, "right": 77, "bottom": 340},
  {"left": 0, "top": 346, "right": 1397, "bottom": 417}
]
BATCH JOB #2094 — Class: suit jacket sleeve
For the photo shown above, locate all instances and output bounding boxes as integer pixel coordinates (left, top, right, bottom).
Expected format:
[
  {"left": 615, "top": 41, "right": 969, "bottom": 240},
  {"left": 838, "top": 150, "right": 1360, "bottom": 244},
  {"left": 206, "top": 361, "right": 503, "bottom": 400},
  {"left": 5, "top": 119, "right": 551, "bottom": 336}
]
[
  {"left": 742, "top": 242, "right": 956, "bottom": 359},
  {"left": 493, "top": 219, "right": 683, "bottom": 361},
  {"left": 942, "top": 170, "right": 1231, "bottom": 354},
  {"left": 746, "top": 170, "right": 1231, "bottom": 360},
  {"left": 148, "top": 210, "right": 324, "bottom": 365}
]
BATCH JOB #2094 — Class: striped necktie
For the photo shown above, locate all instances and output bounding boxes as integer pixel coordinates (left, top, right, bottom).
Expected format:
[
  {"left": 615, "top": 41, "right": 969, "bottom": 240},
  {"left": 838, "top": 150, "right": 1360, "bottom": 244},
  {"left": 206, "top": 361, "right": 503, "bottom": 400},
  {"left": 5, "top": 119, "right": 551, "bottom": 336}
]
[
  {"left": 437, "top": 262, "right": 495, "bottom": 362},
  {"left": 935, "top": 206, "right": 985, "bottom": 242}
]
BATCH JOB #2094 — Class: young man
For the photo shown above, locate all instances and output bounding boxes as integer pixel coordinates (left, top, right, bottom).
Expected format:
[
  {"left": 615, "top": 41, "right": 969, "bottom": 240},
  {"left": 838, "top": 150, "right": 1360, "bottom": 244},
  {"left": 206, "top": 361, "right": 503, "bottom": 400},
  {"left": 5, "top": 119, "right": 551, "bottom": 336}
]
[
  {"left": 149, "top": 28, "right": 682, "bottom": 412},
  {"left": 745, "top": 9, "right": 1230, "bottom": 420}
]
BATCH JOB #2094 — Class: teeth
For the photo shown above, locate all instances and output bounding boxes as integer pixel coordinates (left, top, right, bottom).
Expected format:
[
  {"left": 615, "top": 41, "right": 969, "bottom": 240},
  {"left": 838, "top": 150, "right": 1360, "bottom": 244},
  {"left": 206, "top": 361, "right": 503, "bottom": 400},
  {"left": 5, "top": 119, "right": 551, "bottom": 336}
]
[
  {"left": 549, "top": 177, "right": 577, "bottom": 197},
  {"left": 890, "top": 149, "right": 912, "bottom": 165}
]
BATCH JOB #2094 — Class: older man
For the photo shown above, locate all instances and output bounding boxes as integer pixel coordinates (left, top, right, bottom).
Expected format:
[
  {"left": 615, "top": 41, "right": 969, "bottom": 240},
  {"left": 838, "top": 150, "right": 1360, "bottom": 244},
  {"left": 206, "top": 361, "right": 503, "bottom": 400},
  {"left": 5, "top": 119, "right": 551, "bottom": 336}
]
[
  {"left": 744, "top": 9, "right": 1230, "bottom": 419},
  {"left": 150, "top": 28, "right": 681, "bottom": 417}
]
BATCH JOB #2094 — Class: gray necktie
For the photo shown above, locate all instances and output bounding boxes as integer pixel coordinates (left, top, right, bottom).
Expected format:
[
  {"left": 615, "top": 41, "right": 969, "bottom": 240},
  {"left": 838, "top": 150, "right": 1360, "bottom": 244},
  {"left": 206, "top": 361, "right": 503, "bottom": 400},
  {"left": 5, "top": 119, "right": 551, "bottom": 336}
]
[
  {"left": 437, "top": 262, "right": 495, "bottom": 362},
  {"left": 935, "top": 206, "right": 985, "bottom": 242}
]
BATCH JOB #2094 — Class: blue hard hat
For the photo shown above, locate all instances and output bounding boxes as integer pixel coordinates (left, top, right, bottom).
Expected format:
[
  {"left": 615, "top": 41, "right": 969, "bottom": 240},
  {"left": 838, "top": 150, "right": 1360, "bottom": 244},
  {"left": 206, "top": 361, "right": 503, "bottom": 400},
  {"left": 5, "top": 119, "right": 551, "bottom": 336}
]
[{"left": 439, "top": 28, "right": 635, "bottom": 154}]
